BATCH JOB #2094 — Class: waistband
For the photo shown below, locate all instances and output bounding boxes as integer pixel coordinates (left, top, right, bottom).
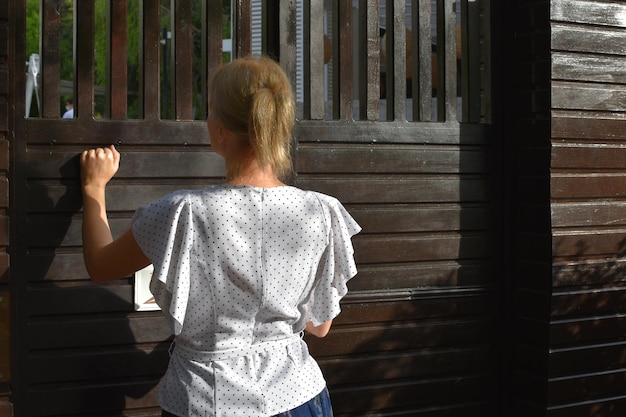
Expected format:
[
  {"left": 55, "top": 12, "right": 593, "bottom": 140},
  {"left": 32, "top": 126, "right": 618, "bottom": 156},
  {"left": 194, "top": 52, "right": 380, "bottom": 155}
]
[{"left": 172, "top": 333, "right": 302, "bottom": 362}]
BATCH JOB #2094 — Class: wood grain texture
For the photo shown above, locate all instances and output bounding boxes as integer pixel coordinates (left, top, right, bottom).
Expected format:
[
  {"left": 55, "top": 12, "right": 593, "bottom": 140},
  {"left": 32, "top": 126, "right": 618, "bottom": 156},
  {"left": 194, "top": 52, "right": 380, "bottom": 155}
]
[
  {"left": 547, "top": 0, "right": 626, "bottom": 413},
  {"left": 8, "top": 1, "right": 499, "bottom": 416}
]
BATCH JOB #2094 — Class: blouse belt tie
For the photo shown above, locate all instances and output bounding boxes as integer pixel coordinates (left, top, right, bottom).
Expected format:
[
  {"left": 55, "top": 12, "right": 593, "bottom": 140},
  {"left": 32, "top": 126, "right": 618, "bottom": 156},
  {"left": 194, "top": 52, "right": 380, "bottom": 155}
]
[{"left": 171, "top": 333, "right": 303, "bottom": 362}]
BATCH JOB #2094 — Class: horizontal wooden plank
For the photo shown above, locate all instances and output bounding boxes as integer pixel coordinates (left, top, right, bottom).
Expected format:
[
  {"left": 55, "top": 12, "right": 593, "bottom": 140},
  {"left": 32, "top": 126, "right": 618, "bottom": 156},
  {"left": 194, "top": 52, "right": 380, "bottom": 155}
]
[
  {"left": 298, "top": 177, "right": 490, "bottom": 204},
  {"left": 29, "top": 252, "right": 495, "bottom": 290},
  {"left": 309, "top": 318, "right": 494, "bottom": 356},
  {"left": 26, "top": 217, "right": 131, "bottom": 248},
  {"left": 27, "top": 284, "right": 134, "bottom": 316},
  {"left": 28, "top": 343, "right": 169, "bottom": 384},
  {"left": 30, "top": 176, "right": 490, "bottom": 213},
  {"left": 553, "top": 259, "right": 626, "bottom": 287},
  {"left": 26, "top": 203, "right": 492, "bottom": 249},
  {"left": 552, "top": 286, "right": 626, "bottom": 317},
  {"left": 552, "top": 23, "right": 626, "bottom": 55},
  {"left": 294, "top": 121, "right": 491, "bottom": 145},
  {"left": 335, "top": 403, "right": 490, "bottom": 417},
  {"left": 318, "top": 345, "right": 491, "bottom": 385},
  {"left": 331, "top": 291, "right": 495, "bottom": 326},
  {"left": 551, "top": 315, "right": 626, "bottom": 347},
  {"left": 27, "top": 381, "right": 160, "bottom": 416},
  {"left": 551, "top": 201, "right": 626, "bottom": 228},
  {"left": 28, "top": 313, "right": 171, "bottom": 349},
  {"left": 349, "top": 204, "right": 491, "bottom": 233},
  {"left": 28, "top": 184, "right": 492, "bottom": 224},
  {"left": 552, "top": 52, "right": 626, "bottom": 84},
  {"left": 296, "top": 144, "right": 488, "bottom": 174},
  {"left": 28, "top": 297, "right": 493, "bottom": 352},
  {"left": 20, "top": 118, "right": 492, "bottom": 147},
  {"left": 351, "top": 261, "right": 494, "bottom": 291},
  {"left": 28, "top": 183, "right": 208, "bottom": 213},
  {"left": 552, "top": 143, "right": 626, "bottom": 171},
  {"left": 548, "top": 396, "right": 626, "bottom": 417},
  {"left": 549, "top": 341, "right": 626, "bottom": 376},
  {"left": 551, "top": 174, "right": 626, "bottom": 199},
  {"left": 25, "top": 149, "right": 225, "bottom": 179},
  {"left": 26, "top": 252, "right": 87, "bottom": 282},
  {"left": 330, "top": 374, "right": 491, "bottom": 414},
  {"left": 25, "top": 216, "right": 82, "bottom": 249},
  {"left": 22, "top": 118, "right": 210, "bottom": 145},
  {"left": 552, "top": 229, "right": 626, "bottom": 258},
  {"left": 552, "top": 81, "right": 626, "bottom": 112},
  {"left": 29, "top": 342, "right": 490, "bottom": 387},
  {"left": 551, "top": 0, "right": 626, "bottom": 27},
  {"left": 354, "top": 233, "right": 491, "bottom": 264},
  {"left": 552, "top": 114, "right": 626, "bottom": 141}
]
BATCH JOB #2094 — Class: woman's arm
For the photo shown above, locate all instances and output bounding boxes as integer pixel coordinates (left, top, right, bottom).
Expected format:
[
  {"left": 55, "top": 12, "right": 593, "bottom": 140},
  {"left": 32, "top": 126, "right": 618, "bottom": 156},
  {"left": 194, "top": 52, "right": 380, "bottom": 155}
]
[
  {"left": 305, "top": 320, "right": 333, "bottom": 338},
  {"left": 81, "top": 145, "right": 150, "bottom": 282}
]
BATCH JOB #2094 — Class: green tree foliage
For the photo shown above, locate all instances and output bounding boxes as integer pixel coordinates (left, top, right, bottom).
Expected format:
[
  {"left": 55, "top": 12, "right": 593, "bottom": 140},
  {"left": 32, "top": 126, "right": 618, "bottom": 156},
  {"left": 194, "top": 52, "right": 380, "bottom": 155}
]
[{"left": 24, "top": 0, "right": 39, "bottom": 58}]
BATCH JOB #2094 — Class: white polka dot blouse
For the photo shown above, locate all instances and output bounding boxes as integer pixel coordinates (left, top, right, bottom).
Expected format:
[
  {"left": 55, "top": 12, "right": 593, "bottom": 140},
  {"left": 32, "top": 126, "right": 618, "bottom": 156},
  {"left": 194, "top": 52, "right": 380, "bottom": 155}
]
[{"left": 131, "top": 185, "right": 361, "bottom": 417}]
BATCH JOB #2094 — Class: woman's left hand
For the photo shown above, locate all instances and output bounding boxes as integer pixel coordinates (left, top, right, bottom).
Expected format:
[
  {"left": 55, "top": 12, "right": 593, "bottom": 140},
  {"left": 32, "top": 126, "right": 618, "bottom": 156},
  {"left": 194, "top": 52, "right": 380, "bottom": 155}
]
[{"left": 80, "top": 145, "right": 120, "bottom": 189}]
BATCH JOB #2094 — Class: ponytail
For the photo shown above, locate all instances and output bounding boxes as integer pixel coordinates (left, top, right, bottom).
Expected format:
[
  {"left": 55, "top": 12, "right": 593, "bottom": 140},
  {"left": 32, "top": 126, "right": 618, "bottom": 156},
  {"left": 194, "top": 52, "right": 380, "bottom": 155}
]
[{"left": 209, "top": 56, "right": 295, "bottom": 180}]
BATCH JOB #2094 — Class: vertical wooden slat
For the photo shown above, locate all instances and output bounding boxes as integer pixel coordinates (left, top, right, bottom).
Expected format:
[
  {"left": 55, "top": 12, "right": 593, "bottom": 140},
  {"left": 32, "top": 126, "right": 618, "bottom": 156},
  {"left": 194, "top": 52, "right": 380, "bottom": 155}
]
[
  {"left": 172, "top": 0, "right": 193, "bottom": 120},
  {"left": 330, "top": 2, "right": 339, "bottom": 119},
  {"left": 382, "top": 0, "right": 392, "bottom": 120},
  {"left": 41, "top": 0, "right": 62, "bottom": 118},
  {"left": 108, "top": 0, "right": 128, "bottom": 119},
  {"left": 338, "top": 0, "right": 353, "bottom": 120},
  {"left": 461, "top": 0, "right": 481, "bottom": 122},
  {"left": 74, "top": 0, "right": 95, "bottom": 120},
  {"left": 140, "top": 0, "right": 160, "bottom": 120},
  {"left": 435, "top": 0, "right": 444, "bottom": 121},
  {"left": 414, "top": 0, "right": 433, "bottom": 121},
  {"left": 234, "top": 0, "right": 251, "bottom": 58},
  {"left": 392, "top": 0, "right": 407, "bottom": 121},
  {"left": 480, "top": 0, "right": 492, "bottom": 123},
  {"left": 442, "top": 0, "right": 458, "bottom": 121},
  {"left": 14, "top": 0, "right": 28, "bottom": 119},
  {"left": 201, "top": 0, "right": 222, "bottom": 119},
  {"left": 303, "top": 1, "right": 325, "bottom": 120},
  {"left": 303, "top": 1, "right": 311, "bottom": 118},
  {"left": 359, "top": 0, "right": 380, "bottom": 121},
  {"left": 279, "top": 0, "right": 297, "bottom": 100},
  {"left": 383, "top": 0, "right": 406, "bottom": 121}
]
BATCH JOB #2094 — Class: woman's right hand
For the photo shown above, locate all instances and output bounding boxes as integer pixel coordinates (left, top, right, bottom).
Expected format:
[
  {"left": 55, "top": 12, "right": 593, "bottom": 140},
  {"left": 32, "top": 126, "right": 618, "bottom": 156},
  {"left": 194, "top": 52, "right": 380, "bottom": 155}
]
[{"left": 80, "top": 145, "right": 120, "bottom": 189}]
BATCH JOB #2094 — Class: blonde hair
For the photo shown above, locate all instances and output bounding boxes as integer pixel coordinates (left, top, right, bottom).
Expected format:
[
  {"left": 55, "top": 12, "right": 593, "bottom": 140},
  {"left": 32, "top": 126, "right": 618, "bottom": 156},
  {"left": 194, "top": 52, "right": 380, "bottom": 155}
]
[{"left": 209, "top": 55, "right": 295, "bottom": 180}]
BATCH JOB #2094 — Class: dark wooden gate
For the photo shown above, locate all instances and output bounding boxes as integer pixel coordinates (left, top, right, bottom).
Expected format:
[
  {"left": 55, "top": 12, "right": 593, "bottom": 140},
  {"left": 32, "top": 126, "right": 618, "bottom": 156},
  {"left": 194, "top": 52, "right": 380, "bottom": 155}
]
[{"left": 8, "top": 1, "right": 498, "bottom": 416}]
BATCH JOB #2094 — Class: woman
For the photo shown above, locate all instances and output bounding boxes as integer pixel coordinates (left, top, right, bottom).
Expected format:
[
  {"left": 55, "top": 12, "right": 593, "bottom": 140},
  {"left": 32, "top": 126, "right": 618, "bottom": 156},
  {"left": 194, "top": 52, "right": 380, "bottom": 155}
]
[{"left": 80, "top": 55, "right": 361, "bottom": 417}]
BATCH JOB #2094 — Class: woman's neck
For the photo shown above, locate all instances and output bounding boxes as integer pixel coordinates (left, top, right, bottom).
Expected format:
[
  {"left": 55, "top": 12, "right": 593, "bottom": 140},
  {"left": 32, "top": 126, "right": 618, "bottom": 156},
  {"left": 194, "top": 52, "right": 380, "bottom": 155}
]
[{"left": 226, "top": 157, "right": 284, "bottom": 188}]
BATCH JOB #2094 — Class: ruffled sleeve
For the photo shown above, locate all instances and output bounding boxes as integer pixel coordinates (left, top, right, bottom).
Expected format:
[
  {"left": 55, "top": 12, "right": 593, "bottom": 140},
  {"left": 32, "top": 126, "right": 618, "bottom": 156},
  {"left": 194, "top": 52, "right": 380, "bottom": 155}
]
[
  {"left": 132, "top": 191, "right": 193, "bottom": 335},
  {"left": 306, "top": 194, "right": 361, "bottom": 326}
]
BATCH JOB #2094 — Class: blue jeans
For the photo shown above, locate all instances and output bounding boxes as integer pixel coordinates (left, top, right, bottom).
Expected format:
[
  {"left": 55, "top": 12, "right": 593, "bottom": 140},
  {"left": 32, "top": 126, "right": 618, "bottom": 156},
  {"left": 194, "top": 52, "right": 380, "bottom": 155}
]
[{"left": 161, "top": 387, "right": 333, "bottom": 417}]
